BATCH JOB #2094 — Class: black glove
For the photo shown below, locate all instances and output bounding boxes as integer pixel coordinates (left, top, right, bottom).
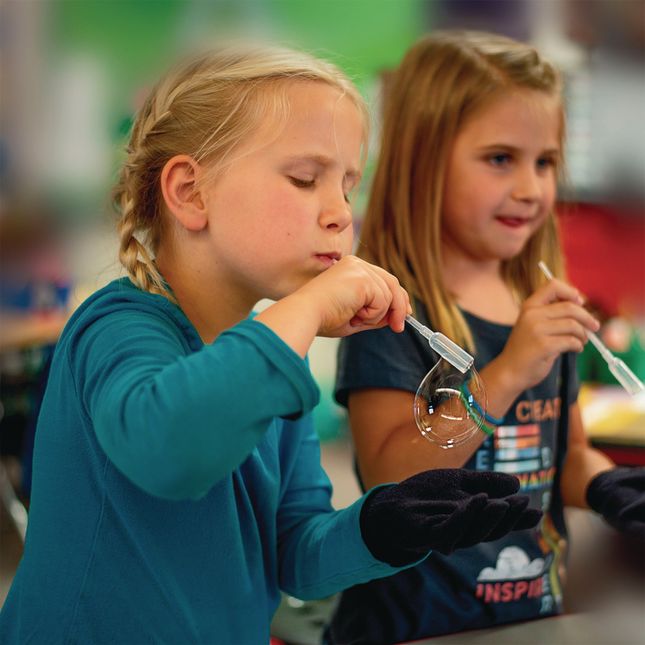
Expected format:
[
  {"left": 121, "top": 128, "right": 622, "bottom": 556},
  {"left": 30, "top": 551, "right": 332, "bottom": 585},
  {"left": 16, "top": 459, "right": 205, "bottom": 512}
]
[
  {"left": 360, "top": 469, "right": 542, "bottom": 567},
  {"left": 586, "top": 467, "right": 645, "bottom": 539}
]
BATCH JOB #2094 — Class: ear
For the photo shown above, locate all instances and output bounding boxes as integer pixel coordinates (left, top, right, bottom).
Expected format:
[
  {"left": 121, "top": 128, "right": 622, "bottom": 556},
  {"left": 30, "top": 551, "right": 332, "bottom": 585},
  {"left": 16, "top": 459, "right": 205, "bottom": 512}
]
[{"left": 160, "top": 155, "right": 208, "bottom": 232}]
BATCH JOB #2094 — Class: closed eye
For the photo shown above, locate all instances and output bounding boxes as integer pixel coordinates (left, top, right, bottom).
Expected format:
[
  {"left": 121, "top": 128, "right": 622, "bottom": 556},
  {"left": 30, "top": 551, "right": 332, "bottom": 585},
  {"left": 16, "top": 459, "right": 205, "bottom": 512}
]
[{"left": 289, "top": 176, "right": 315, "bottom": 189}]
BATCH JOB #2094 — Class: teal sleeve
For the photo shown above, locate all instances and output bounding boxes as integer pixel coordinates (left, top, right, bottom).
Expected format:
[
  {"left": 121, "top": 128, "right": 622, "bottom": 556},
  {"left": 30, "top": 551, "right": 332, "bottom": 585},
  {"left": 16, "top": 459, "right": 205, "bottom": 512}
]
[
  {"left": 74, "top": 312, "right": 319, "bottom": 500},
  {"left": 276, "top": 420, "right": 417, "bottom": 599}
]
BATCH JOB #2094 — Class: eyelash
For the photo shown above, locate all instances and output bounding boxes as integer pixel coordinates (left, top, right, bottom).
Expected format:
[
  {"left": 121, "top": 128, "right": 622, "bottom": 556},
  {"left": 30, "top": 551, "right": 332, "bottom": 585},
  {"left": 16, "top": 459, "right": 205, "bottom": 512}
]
[
  {"left": 289, "top": 177, "right": 315, "bottom": 189},
  {"left": 487, "top": 155, "right": 557, "bottom": 170},
  {"left": 536, "top": 157, "right": 557, "bottom": 169},
  {"left": 489, "top": 153, "right": 511, "bottom": 167},
  {"left": 288, "top": 177, "right": 352, "bottom": 204}
]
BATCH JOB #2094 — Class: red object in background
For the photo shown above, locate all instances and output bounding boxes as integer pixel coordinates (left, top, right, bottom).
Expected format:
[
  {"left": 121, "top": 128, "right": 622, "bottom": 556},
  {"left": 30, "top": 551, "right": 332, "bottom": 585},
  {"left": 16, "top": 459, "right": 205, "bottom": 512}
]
[
  {"left": 558, "top": 203, "right": 645, "bottom": 318},
  {"left": 591, "top": 444, "right": 645, "bottom": 467}
]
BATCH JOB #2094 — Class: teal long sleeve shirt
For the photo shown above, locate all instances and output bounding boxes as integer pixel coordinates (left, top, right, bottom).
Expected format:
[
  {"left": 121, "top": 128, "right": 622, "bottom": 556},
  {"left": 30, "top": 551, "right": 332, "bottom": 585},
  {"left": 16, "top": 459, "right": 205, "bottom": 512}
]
[{"left": 0, "top": 279, "right": 401, "bottom": 644}]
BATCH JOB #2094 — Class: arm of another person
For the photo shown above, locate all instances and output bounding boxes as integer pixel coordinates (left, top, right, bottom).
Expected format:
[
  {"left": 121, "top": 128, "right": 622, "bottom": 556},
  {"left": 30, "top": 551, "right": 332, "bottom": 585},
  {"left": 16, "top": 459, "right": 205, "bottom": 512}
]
[
  {"left": 560, "top": 402, "right": 614, "bottom": 508},
  {"left": 347, "top": 280, "right": 600, "bottom": 489},
  {"left": 347, "top": 388, "right": 488, "bottom": 489}
]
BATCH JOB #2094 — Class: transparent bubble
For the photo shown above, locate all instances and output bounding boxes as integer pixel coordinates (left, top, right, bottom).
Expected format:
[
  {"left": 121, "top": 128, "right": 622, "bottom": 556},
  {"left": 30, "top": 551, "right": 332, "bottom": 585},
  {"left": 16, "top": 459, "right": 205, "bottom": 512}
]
[{"left": 413, "top": 358, "right": 487, "bottom": 449}]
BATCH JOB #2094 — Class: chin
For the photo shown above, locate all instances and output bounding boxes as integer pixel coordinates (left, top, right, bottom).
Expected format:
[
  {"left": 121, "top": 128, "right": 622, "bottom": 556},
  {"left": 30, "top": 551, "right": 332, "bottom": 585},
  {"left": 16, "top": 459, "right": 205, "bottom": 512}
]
[{"left": 497, "top": 237, "right": 534, "bottom": 260}]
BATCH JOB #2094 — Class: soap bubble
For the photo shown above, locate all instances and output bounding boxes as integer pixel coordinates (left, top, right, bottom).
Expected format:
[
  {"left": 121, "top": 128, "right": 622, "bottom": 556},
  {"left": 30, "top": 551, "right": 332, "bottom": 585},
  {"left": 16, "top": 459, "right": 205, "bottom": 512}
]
[{"left": 413, "top": 358, "right": 488, "bottom": 449}]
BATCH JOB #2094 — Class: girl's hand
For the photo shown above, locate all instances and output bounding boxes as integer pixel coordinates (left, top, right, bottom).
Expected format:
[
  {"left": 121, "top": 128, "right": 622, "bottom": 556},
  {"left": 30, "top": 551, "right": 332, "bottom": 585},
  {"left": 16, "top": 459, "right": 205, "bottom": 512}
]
[
  {"left": 491, "top": 279, "right": 599, "bottom": 394},
  {"left": 297, "top": 255, "right": 411, "bottom": 338},
  {"left": 255, "top": 256, "right": 411, "bottom": 358}
]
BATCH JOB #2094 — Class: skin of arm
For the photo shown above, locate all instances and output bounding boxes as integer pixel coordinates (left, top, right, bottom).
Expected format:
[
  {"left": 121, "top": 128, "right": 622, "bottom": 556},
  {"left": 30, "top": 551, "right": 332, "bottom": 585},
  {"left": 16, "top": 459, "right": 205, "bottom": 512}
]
[
  {"left": 255, "top": 256, "right": 410, "bottom": 359},
  {"left": 347, "top": 388, "right": 487, "bottom": 489},
  {"left": 348, "top": 280, "right": 601, "bottom": 489},
  {"left": 559, "top": 402, "right": 614, "bottom": 508}
]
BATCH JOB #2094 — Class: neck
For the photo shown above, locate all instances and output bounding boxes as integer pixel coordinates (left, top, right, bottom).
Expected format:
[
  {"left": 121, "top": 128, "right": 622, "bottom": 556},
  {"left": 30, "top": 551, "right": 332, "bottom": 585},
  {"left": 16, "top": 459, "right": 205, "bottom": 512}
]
[
  {"left": 155, "top": 248, "right": 254, "bottom": 344},
  {"left": 441, "top": 248, "right": 519, "bottom": 325},
  {"left": 441, "top": 248, "right": 501, "bottom": 297}
]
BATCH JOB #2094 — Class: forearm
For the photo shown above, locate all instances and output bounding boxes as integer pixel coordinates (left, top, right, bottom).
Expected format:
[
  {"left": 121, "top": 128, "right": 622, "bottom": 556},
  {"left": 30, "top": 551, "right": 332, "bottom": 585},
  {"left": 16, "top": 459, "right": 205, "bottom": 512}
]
[
  {"left": 88, "top": 319, "right": 319, "bottom": 499},
  {"left": 357, "top": 422, "right": 488, "bottom": 489},
  {"left": 278, "top": 495, "right": 402, "bottom": 599},
  {"left": 254, "top": 293, "right": 321, "bottom": 358},
  {"left": 477, "top": 358, "right": 525, "bottom": 422},
  {"left": 560, "top": 444, "right": 614, "bottom": 508}
]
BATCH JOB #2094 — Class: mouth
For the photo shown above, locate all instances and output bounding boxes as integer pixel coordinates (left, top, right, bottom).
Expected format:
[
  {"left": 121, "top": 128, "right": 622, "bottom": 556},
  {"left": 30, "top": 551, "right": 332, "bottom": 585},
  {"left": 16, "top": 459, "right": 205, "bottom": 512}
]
[
  {"left": 495, "top": 215, "right": 533, "bottom": 229},
  {"left": 314, "top": 252, "right": 341, "bottom": 267}
]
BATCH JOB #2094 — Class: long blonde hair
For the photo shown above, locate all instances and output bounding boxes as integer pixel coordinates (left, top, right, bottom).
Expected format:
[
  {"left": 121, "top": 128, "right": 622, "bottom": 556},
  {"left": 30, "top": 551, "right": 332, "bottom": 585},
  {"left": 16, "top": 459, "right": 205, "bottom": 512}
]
[
  {"left": 359, "top": 30, "right": 565, "bottom": 349},
  {"left": 113, "top": 44, "right": 368, "bottom": 299}
]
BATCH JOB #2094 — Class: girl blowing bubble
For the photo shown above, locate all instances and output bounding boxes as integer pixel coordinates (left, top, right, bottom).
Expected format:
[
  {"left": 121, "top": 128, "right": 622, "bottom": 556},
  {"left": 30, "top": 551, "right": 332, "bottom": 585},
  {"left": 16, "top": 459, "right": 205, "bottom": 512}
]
[
  {"left": 325, "top": 31, "right": 645, "bottom": 643},
  {"left": 0, "top": 44, "right": 541, "bottom": 643}
]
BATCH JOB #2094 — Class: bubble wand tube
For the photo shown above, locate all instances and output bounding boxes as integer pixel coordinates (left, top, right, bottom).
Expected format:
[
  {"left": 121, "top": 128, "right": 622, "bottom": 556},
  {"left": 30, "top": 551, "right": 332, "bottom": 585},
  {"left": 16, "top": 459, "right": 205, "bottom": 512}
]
[{"left": 538, "top": 261, "right": 644, "bottom": 396}]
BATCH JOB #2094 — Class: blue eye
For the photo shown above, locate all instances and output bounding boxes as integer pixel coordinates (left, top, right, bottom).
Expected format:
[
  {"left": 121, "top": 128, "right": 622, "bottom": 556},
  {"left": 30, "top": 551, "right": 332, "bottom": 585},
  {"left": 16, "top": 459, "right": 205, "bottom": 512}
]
[
  {"left": 536, "top": 157, "right": 556, "bottom": 170},
  {"left": 489, "top": 153, "right": 511, "bottom": 167}
]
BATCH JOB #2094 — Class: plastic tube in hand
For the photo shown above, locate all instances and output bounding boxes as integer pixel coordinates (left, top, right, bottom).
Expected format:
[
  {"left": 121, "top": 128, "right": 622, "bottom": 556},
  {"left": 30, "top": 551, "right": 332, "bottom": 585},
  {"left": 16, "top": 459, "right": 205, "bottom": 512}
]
[
  {"left": 538, "top": 261, "right": 644, "bottom": 396},
  {"left": 405, "top": 315, "right": 474, "bottom": 374}
]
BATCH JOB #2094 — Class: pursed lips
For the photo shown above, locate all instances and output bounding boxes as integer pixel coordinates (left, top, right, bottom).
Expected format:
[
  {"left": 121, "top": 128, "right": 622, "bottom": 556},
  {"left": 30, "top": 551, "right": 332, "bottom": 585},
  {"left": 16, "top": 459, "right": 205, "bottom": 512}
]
[{"left": 314, "top": 252, "right": 341, "bottom": 267}]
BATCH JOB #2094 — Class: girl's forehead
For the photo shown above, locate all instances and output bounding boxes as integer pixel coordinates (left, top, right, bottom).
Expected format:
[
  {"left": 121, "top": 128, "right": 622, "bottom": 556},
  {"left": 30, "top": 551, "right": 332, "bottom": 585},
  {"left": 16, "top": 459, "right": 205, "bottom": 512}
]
[
  {"left": 461, "top": 89, "right": 561, "bottom": 142},
  {"left": 247, "top": 82, "right": 366, "bottom": 156},
  {"left": 276, "top": 82, "right": 365, "bottom": 136}
]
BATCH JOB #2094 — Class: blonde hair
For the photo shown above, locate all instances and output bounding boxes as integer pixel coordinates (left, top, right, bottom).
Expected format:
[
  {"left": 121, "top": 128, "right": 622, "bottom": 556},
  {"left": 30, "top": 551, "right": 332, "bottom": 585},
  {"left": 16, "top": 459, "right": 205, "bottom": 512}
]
[
  {"left": 113, "top": 44, "right": 369, "bottom": 299},
  {"left": 359, "top": 30, "right": 566, "bottom": 350}
]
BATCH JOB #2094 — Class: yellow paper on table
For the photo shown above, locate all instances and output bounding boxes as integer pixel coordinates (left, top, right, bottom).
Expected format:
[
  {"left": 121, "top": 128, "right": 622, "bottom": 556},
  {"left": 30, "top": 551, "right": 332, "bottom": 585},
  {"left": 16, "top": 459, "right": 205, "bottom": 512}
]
[{"left": 579, "top": 384, "right": 645, "bottom": 446}]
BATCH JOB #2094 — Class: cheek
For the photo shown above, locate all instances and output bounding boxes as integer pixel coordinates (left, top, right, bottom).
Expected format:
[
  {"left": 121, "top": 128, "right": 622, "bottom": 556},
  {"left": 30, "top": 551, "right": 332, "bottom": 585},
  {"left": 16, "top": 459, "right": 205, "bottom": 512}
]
[
  {"left": 342, "top": 225, "right": 354, "bottom": 253},
  {"left": 546, "top": 179, "right": 557, "bottom": 205}
]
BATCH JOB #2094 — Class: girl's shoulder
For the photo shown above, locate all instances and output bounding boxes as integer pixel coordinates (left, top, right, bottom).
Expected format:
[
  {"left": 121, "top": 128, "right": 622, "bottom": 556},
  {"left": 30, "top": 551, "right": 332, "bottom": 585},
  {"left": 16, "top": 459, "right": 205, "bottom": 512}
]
[{"left": 60, "top": 278, "right": 195, "bottom": 348}]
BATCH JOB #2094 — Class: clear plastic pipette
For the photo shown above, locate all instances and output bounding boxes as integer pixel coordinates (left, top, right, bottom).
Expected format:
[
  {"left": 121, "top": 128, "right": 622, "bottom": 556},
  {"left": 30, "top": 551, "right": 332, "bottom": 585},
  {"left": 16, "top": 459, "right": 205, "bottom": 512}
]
[
  {"left": 538, "top": 261, "right": 644, "bottom": 396},
  {"left": 405, "top": 315, "right": 474, "bottom": 374}
]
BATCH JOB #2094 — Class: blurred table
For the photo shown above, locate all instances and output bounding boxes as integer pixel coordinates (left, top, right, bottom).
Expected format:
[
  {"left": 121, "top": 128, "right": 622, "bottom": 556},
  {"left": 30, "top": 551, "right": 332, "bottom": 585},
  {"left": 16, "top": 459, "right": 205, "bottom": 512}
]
[
  {"left": 0, "top": 310, "right": 69, "bottom": 542},
  {"left": 412, "top": 508, "right": 645, "bottom": 645},
  {"left": 579, "top": 385, "right": 645, "bottom": 466},
  {"left": 0, "top": 311, "right": 68, "bottom": 353}
]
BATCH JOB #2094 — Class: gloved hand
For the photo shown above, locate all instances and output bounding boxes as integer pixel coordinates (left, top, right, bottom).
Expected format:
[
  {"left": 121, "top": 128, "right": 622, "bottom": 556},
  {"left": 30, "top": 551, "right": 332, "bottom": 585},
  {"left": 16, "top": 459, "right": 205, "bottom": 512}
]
[
  {"left": 360, "top": 469, "right": 542, "bottom": 567},
  {"left": 586, "top": 467, "right": 645, "bottom": 539}
]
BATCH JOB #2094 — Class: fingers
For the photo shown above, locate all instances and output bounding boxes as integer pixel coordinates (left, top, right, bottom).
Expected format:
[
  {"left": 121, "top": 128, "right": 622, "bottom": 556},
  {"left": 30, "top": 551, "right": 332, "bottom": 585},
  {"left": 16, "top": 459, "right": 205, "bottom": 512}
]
[
  {"left": 349, "top": 261, "right": 410, "bottom": 332},
  {"left": 485, "top": 496, "right": 542, "bottom": 541},
  {"left": 513, "top": 284, "right": 600, "bottom": 359},
  {"left": 528, "top": 279, "right": 584, "bottom": 307},
  {"left": 398, "top": 469, "right": 520, "bottom": 501},
  {"left": 543, "top": 301, "right": 600, "bottom": 335},
  {"left": 458, "top": 470, "right": 521, "bottom": 498},
  {"left": 444, "top": 497, "right": 511, "bottom": 550},
  {"left": 455, "top": 495, "right": 541, "bottom": 549},
  {"left": 370, "top": 265, "right": 411, "bottom": 333},
  {"left": 421, "top": 493, "right": 490, "bottom": 555},
  {"left": 512, "top": 508, "right": 543, "bottom": 531}
]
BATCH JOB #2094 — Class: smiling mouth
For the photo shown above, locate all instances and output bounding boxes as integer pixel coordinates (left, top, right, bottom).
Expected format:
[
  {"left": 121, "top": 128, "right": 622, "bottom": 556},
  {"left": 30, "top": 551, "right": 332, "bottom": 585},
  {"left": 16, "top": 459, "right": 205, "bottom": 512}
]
[{"left": 496, "top": 216, "right": 531, "bottom": 228}]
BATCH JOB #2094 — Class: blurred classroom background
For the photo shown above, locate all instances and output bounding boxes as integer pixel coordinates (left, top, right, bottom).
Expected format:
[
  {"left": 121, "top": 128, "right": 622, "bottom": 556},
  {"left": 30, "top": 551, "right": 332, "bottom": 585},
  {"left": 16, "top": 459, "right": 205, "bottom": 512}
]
[{"left": 1, "top": 0, "right": 645, "bottom": 621}]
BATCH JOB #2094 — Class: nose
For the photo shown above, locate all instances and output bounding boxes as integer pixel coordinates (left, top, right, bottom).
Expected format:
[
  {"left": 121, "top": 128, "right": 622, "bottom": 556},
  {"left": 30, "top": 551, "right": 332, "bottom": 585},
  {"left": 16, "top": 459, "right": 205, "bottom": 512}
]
[
  {"left": 512, "top": 165, "right": 542, "bottom": 203},
  {"left": 319, "top": 190, "right": 352, "bottom": 232}
]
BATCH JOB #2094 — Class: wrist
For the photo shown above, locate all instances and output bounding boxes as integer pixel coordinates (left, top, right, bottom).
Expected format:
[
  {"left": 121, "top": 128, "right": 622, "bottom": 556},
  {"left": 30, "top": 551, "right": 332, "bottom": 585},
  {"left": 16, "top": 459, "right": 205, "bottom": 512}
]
[
  {"left": 254, "top": 293, "right": 320, "bottom": 358},
  {"left": 478, "top": 359, "right": 523, "bottom": 420},
  {"left": 459, "top": 379, "right": 500, "bottom": 436}
]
